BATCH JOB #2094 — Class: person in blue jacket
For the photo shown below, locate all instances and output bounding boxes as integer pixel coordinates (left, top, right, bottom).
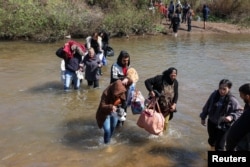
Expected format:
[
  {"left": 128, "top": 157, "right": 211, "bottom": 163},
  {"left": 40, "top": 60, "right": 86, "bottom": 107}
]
[{"left": 202, "top": 4, "right": 210, "bottom": 29}]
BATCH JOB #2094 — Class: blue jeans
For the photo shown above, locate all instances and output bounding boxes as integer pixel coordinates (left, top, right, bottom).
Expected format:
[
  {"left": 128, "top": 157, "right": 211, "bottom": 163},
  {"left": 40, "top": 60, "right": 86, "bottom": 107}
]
[
  {"left": 64, "top": 69, "right": 80, "bottom": 90},
  {"left": 103, "top": 115, "right": 118, "bottom": 144}
]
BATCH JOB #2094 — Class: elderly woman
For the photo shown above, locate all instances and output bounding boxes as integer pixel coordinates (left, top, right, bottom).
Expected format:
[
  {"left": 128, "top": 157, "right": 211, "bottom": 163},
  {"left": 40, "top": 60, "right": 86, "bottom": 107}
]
[{"left": 82, "top": 47, "right": 102, "bottom": 88}]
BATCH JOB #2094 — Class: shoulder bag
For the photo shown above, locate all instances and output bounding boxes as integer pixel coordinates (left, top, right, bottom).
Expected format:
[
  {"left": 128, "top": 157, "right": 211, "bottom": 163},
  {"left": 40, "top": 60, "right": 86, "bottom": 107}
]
[{"left": 137, "top": 97, "right": 165, "bottom": 135}]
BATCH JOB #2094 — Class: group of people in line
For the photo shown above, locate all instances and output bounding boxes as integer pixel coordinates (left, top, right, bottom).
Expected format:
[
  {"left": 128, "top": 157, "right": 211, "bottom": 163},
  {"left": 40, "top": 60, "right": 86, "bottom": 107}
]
[
  {"left": 97, "top": 54, "right": 250, "bottom": 151},
  {"left": 56, "top": 38, "right": 180, "bottom": 144},
  {"left": 56, "top": 30, "right": 110, "bottom": 90},
  {"left": 96, "top": 48, "right": 179, "bottom": 143},
  {"left": 55, "top": 29, "right": 249, "bottom": 152},
  {"left": 153, "top": 0, "right": 210, "bottom": 36},
  {"left": 200, "top": 80, "right": 250, "bottom": 151}
]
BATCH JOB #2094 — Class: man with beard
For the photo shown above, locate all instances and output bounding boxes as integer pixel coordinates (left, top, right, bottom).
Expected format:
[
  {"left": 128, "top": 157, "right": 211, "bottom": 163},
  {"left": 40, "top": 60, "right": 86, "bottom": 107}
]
[
  {"left": 110, "top": 50, "right": 131, "bottom": 128},
  {"left": 110, "top": 50, "right": 130, "bottom": 84},
  {"left": 226, "top": 83, "right": 250, "bottom": 151}
]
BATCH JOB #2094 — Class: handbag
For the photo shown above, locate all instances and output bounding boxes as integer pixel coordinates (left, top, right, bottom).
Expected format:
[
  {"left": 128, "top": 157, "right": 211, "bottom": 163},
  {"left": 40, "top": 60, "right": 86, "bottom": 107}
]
[
  {"left": 76, "top": 70, "right": 84, "bottom": 79},
  {"left": 137, "top": 97, "right": 165, "bottom": 135},
  {"left": 131, "top": 90, "right": 145, "bottom": 114}
]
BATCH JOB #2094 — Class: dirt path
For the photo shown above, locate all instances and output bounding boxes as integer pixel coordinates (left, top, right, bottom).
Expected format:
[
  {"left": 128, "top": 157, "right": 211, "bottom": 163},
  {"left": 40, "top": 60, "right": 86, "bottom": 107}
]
[{"left": 163, "top": 20, "right": 250, "bottom": 35}]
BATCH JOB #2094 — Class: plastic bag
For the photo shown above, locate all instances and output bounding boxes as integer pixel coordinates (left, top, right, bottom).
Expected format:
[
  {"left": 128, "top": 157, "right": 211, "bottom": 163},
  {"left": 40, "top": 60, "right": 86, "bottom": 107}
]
[{"left": 131, "top": 90, "right": 145, "bottom": 114}]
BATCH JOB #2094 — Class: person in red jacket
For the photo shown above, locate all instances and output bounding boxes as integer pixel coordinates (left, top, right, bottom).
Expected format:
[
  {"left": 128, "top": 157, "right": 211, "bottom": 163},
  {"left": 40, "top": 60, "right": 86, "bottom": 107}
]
[{"left": 158, "top": 2, "right": 167, "bottom": 23}]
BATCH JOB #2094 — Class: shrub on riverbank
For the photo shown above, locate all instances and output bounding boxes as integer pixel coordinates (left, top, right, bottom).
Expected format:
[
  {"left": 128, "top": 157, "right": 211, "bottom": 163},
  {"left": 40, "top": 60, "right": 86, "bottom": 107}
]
[
  {"left": 0, "top": 0, "right": 249, "bottom": 42},
  {"left": 101, "top": 1, "right": 157, "bottom": 36},
  {"left": 0, "top": 0, "right": 158, "bottom": 41},
  {"left": 0, "top": 0, "right": 103, "bottom": 42}
]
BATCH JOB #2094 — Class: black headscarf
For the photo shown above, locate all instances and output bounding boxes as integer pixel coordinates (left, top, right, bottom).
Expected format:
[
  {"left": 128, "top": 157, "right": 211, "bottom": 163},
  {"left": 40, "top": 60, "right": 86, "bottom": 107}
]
[{"left": 162, "top": 67, "right": 177, "bottom": 85}]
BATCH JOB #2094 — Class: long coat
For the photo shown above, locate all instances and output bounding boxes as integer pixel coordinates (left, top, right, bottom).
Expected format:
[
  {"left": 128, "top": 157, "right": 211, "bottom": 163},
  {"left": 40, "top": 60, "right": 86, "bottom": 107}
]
[
  {"left": 83, "top": 54, "right": 101, "bottom": 81},
  {"left": 96, "top": 80, "right": 127, "bottom": 128}
]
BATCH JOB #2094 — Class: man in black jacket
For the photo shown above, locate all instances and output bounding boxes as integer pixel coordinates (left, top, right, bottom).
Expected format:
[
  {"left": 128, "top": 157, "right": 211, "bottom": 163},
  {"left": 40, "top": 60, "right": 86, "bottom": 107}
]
[
  {"left": 169, "top": 13, "right": 180, "bottom": 37},
  {"left": 226, "top": 83, "right": 250, "bottom": 151}
]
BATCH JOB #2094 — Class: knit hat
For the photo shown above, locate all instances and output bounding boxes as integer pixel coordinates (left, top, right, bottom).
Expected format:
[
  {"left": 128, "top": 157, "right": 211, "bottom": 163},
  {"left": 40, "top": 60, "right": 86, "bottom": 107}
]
[{"left": 126, "top": 68, "right": 139, "bottom": 83}]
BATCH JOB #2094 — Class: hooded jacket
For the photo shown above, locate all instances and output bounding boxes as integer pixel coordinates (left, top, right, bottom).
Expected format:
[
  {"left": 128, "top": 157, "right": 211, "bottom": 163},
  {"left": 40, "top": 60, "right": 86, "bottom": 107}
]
[
  {"left": 82, "top": 53, "right": 101, "bottom": 81},
  {"left": 200, "top": 90, "right": 242, "bottom": 125},
  {"left": 96, "top": 80, "right": 127, "bottom": 128},
  {"left": 110, "top": 50, "right": 130, "bottom": 83}
]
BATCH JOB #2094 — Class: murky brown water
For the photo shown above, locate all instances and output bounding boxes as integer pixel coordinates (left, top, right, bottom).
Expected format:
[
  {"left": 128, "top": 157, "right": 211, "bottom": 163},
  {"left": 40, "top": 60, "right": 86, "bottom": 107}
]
[{"left": 0, "top": 33, "right": 250, "bottom": 167}]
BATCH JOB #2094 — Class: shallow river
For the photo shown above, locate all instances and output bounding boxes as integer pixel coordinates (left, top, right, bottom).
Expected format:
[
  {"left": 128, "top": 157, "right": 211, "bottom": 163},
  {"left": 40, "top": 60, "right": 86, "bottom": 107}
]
[{"left": 0, "top": 33, "right": 250, "bottom": 167}]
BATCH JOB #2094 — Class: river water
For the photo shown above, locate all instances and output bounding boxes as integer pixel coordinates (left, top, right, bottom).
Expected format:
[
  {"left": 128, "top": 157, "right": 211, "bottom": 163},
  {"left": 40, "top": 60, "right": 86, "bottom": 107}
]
[{"left": 0, "top": 33, "right": 250, "bottom": 167}]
